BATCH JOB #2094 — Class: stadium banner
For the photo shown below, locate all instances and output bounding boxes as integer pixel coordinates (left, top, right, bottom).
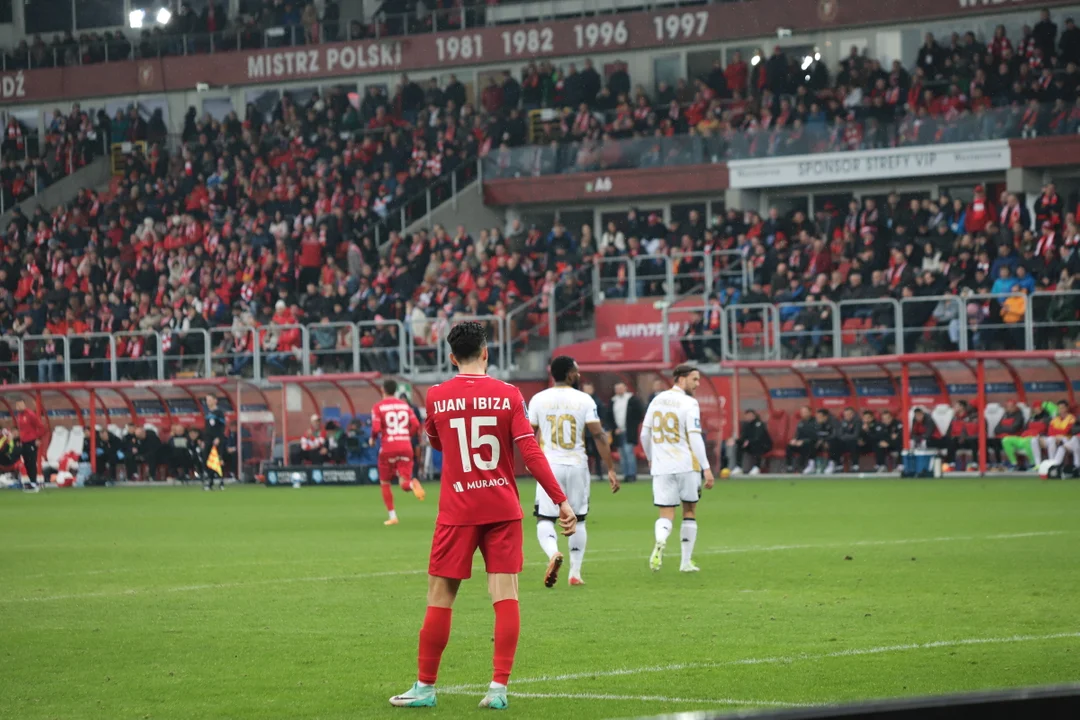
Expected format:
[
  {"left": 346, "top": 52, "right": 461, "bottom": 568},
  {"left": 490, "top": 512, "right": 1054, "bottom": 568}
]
[
  {"left": 265, "top": 465, "right": 377, "bottom": 486},
  {"left": 4, "top": 0, "right": 1075, "bottom": 103},
  {"left": 483, "top": 164, "right": 728, "bottom": 206},
  {"left": 553, "top": 337, "right": 681, "bottom": 365},
  {"left": 728, "top": 141, "right": 1012, "bottom": 189},
  {"left": 594, "top": 301, "right": 696, "bottom": 342}
]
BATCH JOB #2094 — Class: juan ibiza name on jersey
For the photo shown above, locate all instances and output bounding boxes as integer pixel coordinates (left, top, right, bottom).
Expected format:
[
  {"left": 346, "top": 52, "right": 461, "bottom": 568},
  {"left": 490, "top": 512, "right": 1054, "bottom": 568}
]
[{"left": 432, "top": 397, "right": 512, "bottom": 414}]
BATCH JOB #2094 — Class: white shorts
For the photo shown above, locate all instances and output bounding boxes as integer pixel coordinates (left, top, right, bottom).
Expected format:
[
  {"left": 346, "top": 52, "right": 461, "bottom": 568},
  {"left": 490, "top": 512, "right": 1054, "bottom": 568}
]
[
  {"left": 536, "top": 465, "right": 590, "bottom": 519},
  {"left": 652, "top": 472, "right": 701, "bottom": 507}
]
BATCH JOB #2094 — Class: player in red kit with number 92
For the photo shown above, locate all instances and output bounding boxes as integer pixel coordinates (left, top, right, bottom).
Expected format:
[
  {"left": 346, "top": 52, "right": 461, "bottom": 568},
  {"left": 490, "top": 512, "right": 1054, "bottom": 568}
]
[
  {"left": 371, "top": 378, "right": 426, "bottom": 526},
  {"left": 390, "top": 321, "right": 576, "bottom": 711}
]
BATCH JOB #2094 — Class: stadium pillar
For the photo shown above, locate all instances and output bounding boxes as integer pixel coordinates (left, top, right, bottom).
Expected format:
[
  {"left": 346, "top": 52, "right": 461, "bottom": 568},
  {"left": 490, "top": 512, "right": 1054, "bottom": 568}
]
[
  {"left": 976, "top": 359, "right": 987, "bottom": 476},
  {"left": 900, "top": 362, "right": 911, "bottom": 451},
  {"left": 724, "top": 188, "right": 762, "bottom": 215},
  {"left": 280, "top": 383, "right": 289, "bottom": 468},
  {"left": 89, "top": 390, "right": 97, "bottom": 475}
]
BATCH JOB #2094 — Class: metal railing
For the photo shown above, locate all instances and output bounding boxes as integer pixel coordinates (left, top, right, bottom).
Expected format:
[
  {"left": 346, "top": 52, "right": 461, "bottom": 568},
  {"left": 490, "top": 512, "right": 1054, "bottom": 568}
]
[
  {"left": 65, "top": 332, "right": 117, "bottom": 382},
  {"left": 112, "top": 330, "right": 164, "bottom": 381},
  {"left": 837, "top": 298, "right": 901, "bottom": 358},
  {"left": 776, "top": 300, "right": 840, "bottom": 360},
  {"left": 310, "top": 321, "right": 360, "bottom": 374},
  {"left": 0, "top": 134, "right": 110, "bottom": 216},
  {"left": 4, "top": 290, "right": 1071, "bottom": 384},
  {"left": 507, "top": 292, "right": 550, "bottom": 370},
  {"left": 963, "top": 292, "right": 1032, "bottom": 353},
  {"left": 20, "top": 334, "right": 68, "bottom": 384},
  {"left": 1032, "top": 289, "right": 1080, "bottom": 350},
  {"left": 723, "top": 303, "right": 780, "bottom": 361},
  {"left": 592, "top": 256, "right": 633, "bottom": 304},
  {"left": 899, "top": 295, "right": 968, "bottom": 354},
  {"left": 593, "top": 250, "right": 747, "bottom": 305},
  {"left": 260, "top": 323, "right": 310, "bottom": 376},
  {"left": 210, "top": 326, "right": 261, "bottom": 379},
  {"left": 374, "top": 158, "right": 479, "bottom": 250},
  {"left": 357, "top": 319, "right": 407, "bottom": 375}
]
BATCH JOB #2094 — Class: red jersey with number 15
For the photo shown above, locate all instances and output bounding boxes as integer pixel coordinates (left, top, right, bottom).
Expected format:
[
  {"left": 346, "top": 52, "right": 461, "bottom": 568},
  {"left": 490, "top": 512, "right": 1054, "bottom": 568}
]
[
  {"left": 425, "top": 374, "right": 539, "bottom": 526},
  {"left": 371, "top": 397, "right": 420, "bottom": 457}
]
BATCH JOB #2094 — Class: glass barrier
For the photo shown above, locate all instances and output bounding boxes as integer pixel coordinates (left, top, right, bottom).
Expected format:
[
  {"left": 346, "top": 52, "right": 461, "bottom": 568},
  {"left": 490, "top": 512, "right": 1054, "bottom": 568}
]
[{"left": 482, "top": 101, "right": 1064, "bottom": 181}]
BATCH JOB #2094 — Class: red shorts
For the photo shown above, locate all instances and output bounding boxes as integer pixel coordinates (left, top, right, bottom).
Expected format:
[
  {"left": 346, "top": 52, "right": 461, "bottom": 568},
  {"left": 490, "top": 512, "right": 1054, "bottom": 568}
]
[
  {"left": 428, "top": 520, "right": 523, "bottom": 580},
  {"left": 378, "top": 454, "right": 414, "bottom": 486}
]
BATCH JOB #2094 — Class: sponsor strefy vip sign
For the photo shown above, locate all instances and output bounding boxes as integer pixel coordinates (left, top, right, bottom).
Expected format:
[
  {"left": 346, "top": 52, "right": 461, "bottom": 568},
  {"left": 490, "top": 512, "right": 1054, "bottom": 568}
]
[{"left": 728, "top": 141, "right": 1011, "bottom": 189}]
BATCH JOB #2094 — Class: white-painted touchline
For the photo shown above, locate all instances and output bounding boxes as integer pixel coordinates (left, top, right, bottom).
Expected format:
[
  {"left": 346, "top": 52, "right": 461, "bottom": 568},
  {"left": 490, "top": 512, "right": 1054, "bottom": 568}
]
[
  {"left": 7, "top": 530, "right": 1064, "bottom": 582},
  {"left": 440, "top": 631, "right": 1080, "bottom": 691},
  {"left": 1, "top": 530, "right": 1066, "bottom": 603},
  {"left": 437, "top": 688, "right": 809, "bottom": 707}
]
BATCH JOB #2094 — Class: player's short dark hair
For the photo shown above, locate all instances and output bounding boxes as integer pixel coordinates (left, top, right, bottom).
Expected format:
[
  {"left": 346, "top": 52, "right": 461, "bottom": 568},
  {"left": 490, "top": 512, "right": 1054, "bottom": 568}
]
[
  {"left": 382, "top": 379, "right": 398, "bottom": 396},
  {"left": 549, "top": 356, "right": 577, "bottom": 383},
  {"left": 672, "top": 364, "right": 698, "bottom": 380},
  {"left": 447, "top": 321, "right": 487, "bottom": 362}
]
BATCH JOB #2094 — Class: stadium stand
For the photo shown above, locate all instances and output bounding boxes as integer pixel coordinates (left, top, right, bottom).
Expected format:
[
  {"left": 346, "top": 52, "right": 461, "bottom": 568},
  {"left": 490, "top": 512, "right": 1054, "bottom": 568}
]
[{"left": 3, "top": 2, "right": 1080, "bottom": 483}]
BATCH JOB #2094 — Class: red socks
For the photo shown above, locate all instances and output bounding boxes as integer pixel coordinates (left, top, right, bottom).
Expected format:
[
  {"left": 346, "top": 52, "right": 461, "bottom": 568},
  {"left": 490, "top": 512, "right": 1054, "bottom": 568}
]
[
  {"left": 416, "top": 601, "right": 519, "bottom": 686},
  {"left": 380, "top": 483, "right": 395, "bottom": 512},
  {"left": 492, "top": 599, "right": 520, "bottom": 685},
  {"left": 417, "top": 606, "right": 452, "bottom": 685}
]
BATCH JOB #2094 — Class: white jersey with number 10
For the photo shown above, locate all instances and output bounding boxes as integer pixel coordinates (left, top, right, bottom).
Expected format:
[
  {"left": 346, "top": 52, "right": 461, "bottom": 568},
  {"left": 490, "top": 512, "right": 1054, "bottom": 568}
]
[
  {"left": 642, "top": 387, "right": 704, "bottom": 475},
  {"left": 527, "top": 386, "right": 599, "bottom": 468}
]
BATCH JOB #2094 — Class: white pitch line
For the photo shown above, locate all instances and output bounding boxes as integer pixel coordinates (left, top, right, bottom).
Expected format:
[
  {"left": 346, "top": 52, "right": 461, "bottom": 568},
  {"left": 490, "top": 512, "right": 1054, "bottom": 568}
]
[
  {"left": 439, "top": 631, "right": 1080, "bottom": 691},
  {"left": 692, "top": 530, "right": 1066, "bottom": 557},
  {"left": 0, "top": 530, "right": 1066, "bottom": 604},
  {"left": 437, "top": 688, "right": 809, "bottom": 707},
  {"left": 0, "top": 568, "right": 430, "bottom": 603},
  {"left": 8, "top": 531, "right": 1063, "bottom": 582}
]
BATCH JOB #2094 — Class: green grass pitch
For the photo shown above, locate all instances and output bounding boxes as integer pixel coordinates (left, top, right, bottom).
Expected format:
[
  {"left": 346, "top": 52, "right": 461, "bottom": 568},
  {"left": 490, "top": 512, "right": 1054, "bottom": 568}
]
[{"left": 1, "top": 479, "right": 1078, "bottom": 720}]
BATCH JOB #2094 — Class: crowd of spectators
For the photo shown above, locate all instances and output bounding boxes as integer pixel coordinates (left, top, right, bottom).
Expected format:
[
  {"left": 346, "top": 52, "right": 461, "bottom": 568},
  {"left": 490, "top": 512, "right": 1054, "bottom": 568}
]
[
  {"left": 666, "top": 180, "right": 1080, "bottom": 362},
  {"left": 484, "top": 8, "right": 1080, "bottom": 176},
  {"left": 0, "top": 80, "right": 594, "bottom": 383},
  {"left": 1, "top": 0, "right": 510, "bottom": 69},
  {"left": 1, "top": 102, "right": 116, "bottom": 211}
]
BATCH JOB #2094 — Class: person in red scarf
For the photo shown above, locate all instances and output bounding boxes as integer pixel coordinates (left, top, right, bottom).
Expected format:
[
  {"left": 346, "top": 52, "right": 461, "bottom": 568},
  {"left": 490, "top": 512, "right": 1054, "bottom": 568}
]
[
  {"left": 1035, "top": 221, "right": 1059, "bottom": 262},
  {"left": 1035, "top": 182, "right": 1064, "bottom": 230},
  {"left": 964, "top": 184, "right": 996, "bottom": 235},
  {"left": 999, "top": 193, "right": 1031, "bottom": 232}
]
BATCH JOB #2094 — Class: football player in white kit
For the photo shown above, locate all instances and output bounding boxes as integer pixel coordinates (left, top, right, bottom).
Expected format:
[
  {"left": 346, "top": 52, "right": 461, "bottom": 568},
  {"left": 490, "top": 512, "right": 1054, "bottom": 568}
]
[
  {"left": 639, "top": 364, "right": 715, "bottom": 573},
  {"left": 529, "top": 356, "right": 620, "bottom": 587}
]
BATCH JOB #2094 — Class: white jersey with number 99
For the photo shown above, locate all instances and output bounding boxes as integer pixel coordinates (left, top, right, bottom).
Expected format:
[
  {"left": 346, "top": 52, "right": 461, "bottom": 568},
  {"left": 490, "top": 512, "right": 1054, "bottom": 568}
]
[
  {"left": 528, "top": 386, "right": 600, "bottom": 468},
  {"left": 642, "top": 388, "right": 703, "bottom": 475}
]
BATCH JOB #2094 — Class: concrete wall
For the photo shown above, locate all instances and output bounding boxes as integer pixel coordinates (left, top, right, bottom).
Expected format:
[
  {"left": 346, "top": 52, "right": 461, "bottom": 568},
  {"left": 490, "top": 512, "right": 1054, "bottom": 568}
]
[
  {"left": 403, "top": 178, "right": 505, "bottom": 237},
  {"left": 1, "top": 156, "right": 112, "bottom": 227}
]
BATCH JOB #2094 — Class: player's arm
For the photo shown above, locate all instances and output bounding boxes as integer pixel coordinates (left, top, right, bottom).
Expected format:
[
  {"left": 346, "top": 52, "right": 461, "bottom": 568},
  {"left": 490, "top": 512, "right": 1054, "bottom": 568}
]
[
  {"left": 369, "top": 407, "right": 382, "bottom": 447},
  {"left": 687, "top": 404, "right": 715, "bottom": 490},
  {"left": 424, "top": 403, "right": 442, "bottom": 451},
  {"left": 586, "top": 396, "right": 619, "bottom": 492},
  {"left": 639, "top": 408, "right": 654, "bottom": 465},
  {"left": 512, "top": 391, "right": 575, "bottom": 536}
]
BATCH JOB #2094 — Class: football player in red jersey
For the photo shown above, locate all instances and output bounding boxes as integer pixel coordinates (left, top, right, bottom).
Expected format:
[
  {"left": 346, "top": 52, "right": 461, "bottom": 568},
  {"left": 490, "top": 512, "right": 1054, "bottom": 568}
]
[
  {"left": 390, "top": 322, "right": 575, "bottom": 711},
  {"left": 371, "top": 378, "right": 426, "bottom": 525}
]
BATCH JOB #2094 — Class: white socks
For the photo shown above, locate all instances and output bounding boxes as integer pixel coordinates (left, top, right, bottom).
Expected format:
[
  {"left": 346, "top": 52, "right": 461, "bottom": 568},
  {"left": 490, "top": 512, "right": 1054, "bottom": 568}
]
[
  {"left": 1031, "top": 437, "right": 1042, "bottom": 464},
  {"left": 388, "top": 510, "right": 397, "bottom": 521},
  {"left": 680, "top": 519, "right": 697, "bottom": 567},
  {"left": 655, "top": 517, "right": 673, "bottom": 544},
  {"left": 568, "top": 522, "right": 586, "bottom": 579},
  {"left": 536, "top": 519, "right": 559, "bottom": 560}
]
